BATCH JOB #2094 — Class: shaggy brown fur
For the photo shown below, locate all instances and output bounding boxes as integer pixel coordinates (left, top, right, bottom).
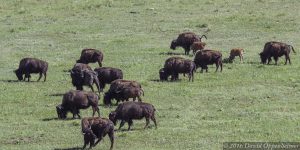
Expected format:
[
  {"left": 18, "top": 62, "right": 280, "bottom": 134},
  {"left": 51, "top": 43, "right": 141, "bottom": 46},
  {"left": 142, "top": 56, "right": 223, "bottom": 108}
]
[
  {"left": 109, "top": 101, "right": 157, "bottom": 130},
  {"left": 170, "top": 32, "right": 207, "bottom": 55},
  {"left": 260, "top": 41, "right": 296, "bottom": 65},
  {"left": 77, "top": 48, "right": 104, "bottom": 67},
  {"left": 194, "top": 50, "right": 223, "bottom": 73},
  {"left": 161, "top": 57, "right": 196, "bottom": 81},
  {"left": 94, "top": 67, "right": 123, "bottom": 92},
  {"left": 191, "top": 42, "right": 206, "bottom": 55},
  {"left": 56, "top": 90, "right": 100, "bottom": 119},
  {"left": 81, "top": 117, "right": 114, "bottom": 150},
  {"left": 229, "top": 48, "right": 244, "bottom": 62},
  {"left": 14, "top": 58, "right": 48, "bottom": 82}
]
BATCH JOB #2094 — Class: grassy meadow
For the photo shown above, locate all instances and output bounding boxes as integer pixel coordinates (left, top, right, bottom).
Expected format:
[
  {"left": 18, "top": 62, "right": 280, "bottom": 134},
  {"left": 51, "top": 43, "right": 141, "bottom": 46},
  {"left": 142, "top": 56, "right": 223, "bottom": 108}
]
[{"left": 0, "top": 0, "right": 300, "bottom": 149}]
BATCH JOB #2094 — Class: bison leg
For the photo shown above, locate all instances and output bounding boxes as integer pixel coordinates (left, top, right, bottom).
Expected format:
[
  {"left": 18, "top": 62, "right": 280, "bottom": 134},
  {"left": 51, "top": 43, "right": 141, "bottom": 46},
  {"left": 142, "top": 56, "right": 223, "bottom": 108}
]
[
  {"left": 76, "top": 86, "right": 83, "bottom": 90},
  {"left": 93, "top": 136, "right": 103, "bottom": 148},
  {"left": 119, "top": 120, "right": 126, "bottom": 130},
  {"left": 92, "top": 106, "right": 100, "bottom": 117},
  {"left": 43, "top": 72, "right": 47, "bottom": 82},
  {"left": 284, "top": 54, "right": 291, "bottom": 65},
  {"left": 144, "top": 117, "right": 150, "bottom": 129},
  {"left": 37, "top": 73, "right": 42, "bottom": 82},
  {"left": 267, "top": 57, "right": 272, "bottom": 64},
  {"left": 151, "top": 116, "right": 157, "bottom": 129},
  {"left": 25, "top": 73, "right": 30, "bottom": 82},
  {"left": 89, "top": 85, "right": 95, "bottom": 92},
  {"left": 127, "top": 120, "right": 133, "bottom": 131},
  {"left": 97, "top": 60, "right": 102, "bottom": 67},
  {"left": 274, "top": 56, "right": 279, "bottom": 65},
  {"left": 108, "top": 129, "right": 114, "bottom": 150}
]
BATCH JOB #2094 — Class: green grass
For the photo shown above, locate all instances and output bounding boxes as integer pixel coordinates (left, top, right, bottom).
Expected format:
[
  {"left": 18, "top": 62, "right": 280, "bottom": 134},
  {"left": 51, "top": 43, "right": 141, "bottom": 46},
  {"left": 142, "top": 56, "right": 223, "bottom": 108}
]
[{"left": 0, "top": 0, "right": 300, "bottom": 149}]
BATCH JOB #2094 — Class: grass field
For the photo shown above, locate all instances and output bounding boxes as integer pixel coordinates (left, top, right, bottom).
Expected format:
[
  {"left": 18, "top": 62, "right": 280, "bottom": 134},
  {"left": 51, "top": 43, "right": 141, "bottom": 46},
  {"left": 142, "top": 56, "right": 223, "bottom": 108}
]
[{"left": 0, "top": 0, "right": 300, "bottom": 149}]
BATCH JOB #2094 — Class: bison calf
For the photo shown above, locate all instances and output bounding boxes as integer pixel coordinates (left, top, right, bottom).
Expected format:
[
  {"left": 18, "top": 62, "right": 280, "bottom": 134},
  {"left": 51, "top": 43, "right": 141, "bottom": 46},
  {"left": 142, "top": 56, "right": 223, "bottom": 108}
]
[
  {"left": 77, "top": 48, "right": 104, "bottom": 67},
  {"left": 109, "top": 101, "right": 157, "bottom": 130},
  {"left": 191, "top": 41, "right": 206, "bottom": 55},
  {"left": 81, "top": 117, "right": 114, "bottom": 150},
  {"left": 56, "top": 90, "right": 100, "bottom": 119},
  {"left": 14, "top": 58, "right": 48, "bottom": 82},
  {"left": 229, "top": 48, "right": 244, "bottom": 63}
]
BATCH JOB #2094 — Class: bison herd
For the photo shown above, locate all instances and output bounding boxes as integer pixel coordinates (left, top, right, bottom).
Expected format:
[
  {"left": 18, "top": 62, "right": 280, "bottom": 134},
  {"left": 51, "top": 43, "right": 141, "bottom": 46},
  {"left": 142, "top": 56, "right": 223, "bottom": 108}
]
[{"left": 13, "top": 31, "right": 296, "bottom": 149}]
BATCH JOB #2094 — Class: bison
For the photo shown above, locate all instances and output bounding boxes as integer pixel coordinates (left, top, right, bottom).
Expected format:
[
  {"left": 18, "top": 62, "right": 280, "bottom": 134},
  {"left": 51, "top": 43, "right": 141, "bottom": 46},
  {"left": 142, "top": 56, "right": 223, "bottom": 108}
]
[
  {"left": 260, "top": 41, "right": 296, "bottom": 65},
  {"left": 109, "top": 101, "right": 157, "bottom": 130},
  {"left": 103, "top": 86, "right": 144, "bottom": 106},
  {"left": 160, "top": 57, "right": 196, "bottom": 81},
  {"left": 70, "top": 63, "right": 100, "bottom": 94},
  {"left": 191, "top": 41, "right": 206, "bottom": 55},
  {"left": 14, "top": 58, "right": 48, "bottom": 82},
  {"left": 94, "top": 67, "right": 123, "bottom": 92},
  {"left": 194, "top": 50, "right": 223, "bottom": 72},
  {"left": 77, "top": 48, "right": 104, "bottom": 67},
  {"left": 81, "top": 117, "right": 114, "bottom": 150},
  {"left": 56, "top": 90, "right": 100, "bottom": 119},
  {"left": 229, "top": 48, "right": 244, "bottom": 63},
  {"left": 170, "top": 32, "right": 207, "bottom": 55}
]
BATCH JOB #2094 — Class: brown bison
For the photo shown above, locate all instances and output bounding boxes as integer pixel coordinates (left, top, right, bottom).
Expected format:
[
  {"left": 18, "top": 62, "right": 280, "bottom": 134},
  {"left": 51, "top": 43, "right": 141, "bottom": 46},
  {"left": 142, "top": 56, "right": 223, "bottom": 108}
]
[
  {"left": 170, "top": 32, "right": 207, "bottom": 55},
  {"left": 104, "top": 86, "right": 144, "bottom": 106},
  {"left": 194, "top": 50, "right": 223, "bottom": 72},
  {"left": 77, "top": 48, "right": 104, "bottom": 67},
  {"left": 81, "top": 117, "right": 114, "bottom": 150},
  {"left": 70, "top": 63, "right": 100, "bottom": 94},
  {"left": 109, "top": 101, "right": 157, "bottom": 130},
  {"left": 14, "top": 58, "right": 48, "bottom": 82},
  {"left": 94, "top": 67, "right": 123, "bottom": 92},
  {"left": 191, "top": 41, "right": 206, "bottom": 55},
  {"left": 160, "top": 57, "right": 196, "bottom": 81},
  {"left": 229, "top": 48, "right": 244, "bottom": 63},
  {"left": 56, "top": 90, "right": 100, "bottom": 119},
  {"left": 260, "top": 41, "right": 296, "bottom": 65}
]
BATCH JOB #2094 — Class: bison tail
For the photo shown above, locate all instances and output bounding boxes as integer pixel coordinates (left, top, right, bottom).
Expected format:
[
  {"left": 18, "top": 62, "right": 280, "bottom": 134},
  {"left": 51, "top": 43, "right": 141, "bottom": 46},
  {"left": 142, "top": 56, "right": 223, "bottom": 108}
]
[
  {"left": 199, "top": 35, "right": 207, "bottom": 40},
  {"left": 290, "top": 45, "right": 296, "bottom": 54}
]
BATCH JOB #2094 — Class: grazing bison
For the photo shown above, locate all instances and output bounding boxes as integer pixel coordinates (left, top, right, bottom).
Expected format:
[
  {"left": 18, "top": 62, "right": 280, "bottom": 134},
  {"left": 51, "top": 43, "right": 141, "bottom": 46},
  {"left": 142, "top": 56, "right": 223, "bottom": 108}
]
[
  {"left": 260, "top": 41, "right": 296, "bottom": 65},
  {"left": 81, "top": 117, "right": 114, "bottom": 150},
  {"left": 56, "top": 90, "right": 100, "bottom": 119},
  {"left": 229, "top": 48, "right": 244, "bottom": 63},
  {"left": 94, "top": 67, "right": 123, "bottom": 92},
  {"left": 109, "top": 101, "right": 157, "bottom": 130},
  {"left": 109, "top": 79, "right": 142, "bottom": 93},
  {"left": 77, "top": 48, "right": 104, "bottom": 67},
  {"left": 70, "top": 63, "right": 100, "bottom": 94},
  {"left": 160, "top": 57, "right": 196, "bottom": 81},
  {"left": 191, "top": 41, "right": 206, "bottom": 55},
  {"left": 104, "top": 86, "right": 144, "bottom": 106},
  {"left": 14, "top": 58, "right": 48, "bottom": 82},
  {"left": 170, "top": 32, "right": 207, "bottom": 55},
  {"left": 194, "top": 50, "right": 223, "bottom": 73}
]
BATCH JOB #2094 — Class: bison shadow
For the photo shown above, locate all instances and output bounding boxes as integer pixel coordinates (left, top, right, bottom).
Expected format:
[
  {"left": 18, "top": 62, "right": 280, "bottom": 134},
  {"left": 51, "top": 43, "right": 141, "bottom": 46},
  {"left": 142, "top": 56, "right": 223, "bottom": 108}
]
[
  {"left": 54, "top": 147, "right": 82, "bottom": 150},
  {"left": 0, "top": 79, "right": 19, "bottom": 83},
  {"left": 159, "top": 52, "right": 193, "bottom": 56},
  {"left": 42, "top": 117, "right": 76, "bottom": 121},
  {"left": 149, "top": 79, "right": 182, "bottom": 82},
  {"left": 47, "top": 93, "right": 65, "bottom": 97}
]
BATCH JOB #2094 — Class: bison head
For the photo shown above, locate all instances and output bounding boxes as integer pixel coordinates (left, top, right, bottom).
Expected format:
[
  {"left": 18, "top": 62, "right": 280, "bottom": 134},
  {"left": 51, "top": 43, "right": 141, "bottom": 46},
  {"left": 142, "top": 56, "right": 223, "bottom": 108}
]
[
  {"left": 56, "top": 104, "right": 67, "bottom": 119},
  {"left": 109, "top": 111, "right": 117, "bottom": 125},
  {"left": 170, "top": 40, "right": 177, "bottom": 50},
  {"left": 259, "top": 52, "right": 267, "bottom": 64},
  {"left": 103, "top": 92, "right": 112, "bottom": 106},
  {"left": 14, "top": 69, "right": 23, "bottom": 81},
  {"left": 159, "top": 68, "right": 168, "bottom": 81}
]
